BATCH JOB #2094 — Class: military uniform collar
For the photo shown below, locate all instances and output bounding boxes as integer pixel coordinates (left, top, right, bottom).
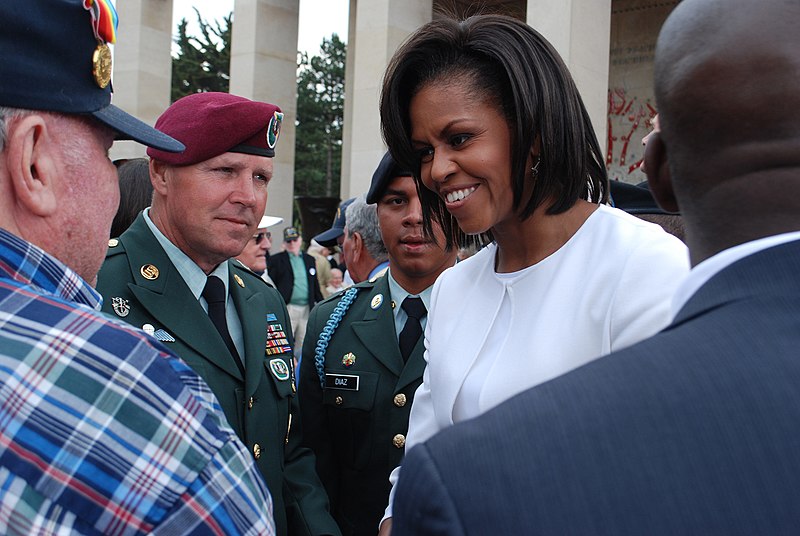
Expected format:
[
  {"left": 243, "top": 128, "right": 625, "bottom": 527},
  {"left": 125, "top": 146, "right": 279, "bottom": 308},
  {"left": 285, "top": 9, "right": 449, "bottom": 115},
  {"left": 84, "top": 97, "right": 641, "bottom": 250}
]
[
  {"left": 386, "top": 269, "right": 434, "bottom": 342},
  {"left": 142, "top": 208, "right": 230, "bottom": 300}
]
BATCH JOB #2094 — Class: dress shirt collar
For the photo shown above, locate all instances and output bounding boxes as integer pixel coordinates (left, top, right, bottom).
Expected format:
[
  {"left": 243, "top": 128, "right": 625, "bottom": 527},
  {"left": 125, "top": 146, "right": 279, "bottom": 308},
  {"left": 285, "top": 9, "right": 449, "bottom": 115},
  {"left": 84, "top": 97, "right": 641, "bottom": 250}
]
[
  {"left": 369, "top": 260, "right": 390, "bottom": 281},
  {"left": 387, "top": 269, "right": 433, "bottom": 316},
  {"left": 143, "top": 208, "right": 229, "bottom": 300},
  {"left": 671, "top": 231, "right": 800, "bottom": 320}
]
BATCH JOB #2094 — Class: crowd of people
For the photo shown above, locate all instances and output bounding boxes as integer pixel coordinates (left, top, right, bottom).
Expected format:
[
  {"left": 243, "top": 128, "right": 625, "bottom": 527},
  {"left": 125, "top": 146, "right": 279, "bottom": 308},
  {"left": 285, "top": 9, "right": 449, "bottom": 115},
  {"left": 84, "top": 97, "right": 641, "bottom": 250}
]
[{"left": 1, "top": 0, "right": 799, "bottom": 534}]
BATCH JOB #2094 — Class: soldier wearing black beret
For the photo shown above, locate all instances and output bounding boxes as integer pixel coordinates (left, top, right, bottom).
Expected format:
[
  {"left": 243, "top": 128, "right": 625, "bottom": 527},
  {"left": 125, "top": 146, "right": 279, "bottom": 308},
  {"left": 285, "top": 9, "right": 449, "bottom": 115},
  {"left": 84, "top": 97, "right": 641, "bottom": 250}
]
[
  {"left": 298, "top": 152, "right": 457, "bottom": 535},
  {"left": 96, "top": 92, "right": 340, "bottom": 536}
]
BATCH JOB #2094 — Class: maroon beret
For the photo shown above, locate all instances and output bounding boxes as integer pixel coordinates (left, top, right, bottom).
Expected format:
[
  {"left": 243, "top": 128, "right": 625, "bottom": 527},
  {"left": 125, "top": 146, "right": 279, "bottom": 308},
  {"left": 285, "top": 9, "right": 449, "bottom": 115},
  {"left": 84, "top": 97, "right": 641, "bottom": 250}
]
[{"left": 146, "top": 92, "right": 283, "bottom": 165}]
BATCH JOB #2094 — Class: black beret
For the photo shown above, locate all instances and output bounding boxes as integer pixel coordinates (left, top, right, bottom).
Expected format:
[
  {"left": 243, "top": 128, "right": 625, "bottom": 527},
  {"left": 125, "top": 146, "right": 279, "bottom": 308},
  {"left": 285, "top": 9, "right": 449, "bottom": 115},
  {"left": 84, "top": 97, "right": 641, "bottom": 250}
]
[
  {"left": 0, "top": 0, "right": 183, "bottom": 153},
  {"left": 366, "top": 152, "right": 413, "bottom": 204},
  {"left": 147, "top": 92, "right": 283, "bottom": 165}
]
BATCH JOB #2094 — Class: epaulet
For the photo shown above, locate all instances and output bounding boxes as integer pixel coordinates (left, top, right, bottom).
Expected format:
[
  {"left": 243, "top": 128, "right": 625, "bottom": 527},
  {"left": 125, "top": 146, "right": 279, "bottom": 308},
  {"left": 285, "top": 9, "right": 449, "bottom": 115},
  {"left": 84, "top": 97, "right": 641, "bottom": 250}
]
[{"left": 105, "top": 237, "right": 126, "bottom": 258}]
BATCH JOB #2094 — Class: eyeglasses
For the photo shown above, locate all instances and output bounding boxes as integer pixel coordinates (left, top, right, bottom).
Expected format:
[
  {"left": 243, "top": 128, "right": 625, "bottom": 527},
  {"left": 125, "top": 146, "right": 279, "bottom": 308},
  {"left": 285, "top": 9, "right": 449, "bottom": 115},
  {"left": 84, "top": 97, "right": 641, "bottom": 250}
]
[{"left": 253, "top": 231, "right": 271, "bottom": 244}]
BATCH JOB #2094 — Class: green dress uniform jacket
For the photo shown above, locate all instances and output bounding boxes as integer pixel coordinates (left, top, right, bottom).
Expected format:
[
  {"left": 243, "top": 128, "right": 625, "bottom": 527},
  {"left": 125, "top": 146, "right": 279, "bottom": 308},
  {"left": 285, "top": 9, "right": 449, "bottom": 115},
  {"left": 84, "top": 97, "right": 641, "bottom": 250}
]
[
  {"left": 298, "top": 275, "right": 426, "bottom": 536},
  {"left": 96, "top": 215, "right": 340, "bottom": 536}
]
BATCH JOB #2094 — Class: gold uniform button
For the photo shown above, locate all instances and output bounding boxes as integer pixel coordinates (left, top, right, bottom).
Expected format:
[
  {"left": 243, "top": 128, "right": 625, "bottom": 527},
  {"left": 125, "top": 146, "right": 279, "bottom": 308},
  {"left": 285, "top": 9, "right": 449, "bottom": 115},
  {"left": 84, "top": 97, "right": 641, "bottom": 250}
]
[
  {"left": 393, "top": 393, "right": 407, "bottom": 407},
  {"left": 335, "top": 396, "right": 343, "bottom": 405},
  {"left": 393, "top": 434, "right": 406, "bottom": 449},
  {"left": 253, "top": 443, "right": 261, "bottom": 459},
  {"left": 248, "top": 396, "right": 255, "bottom": 410}
]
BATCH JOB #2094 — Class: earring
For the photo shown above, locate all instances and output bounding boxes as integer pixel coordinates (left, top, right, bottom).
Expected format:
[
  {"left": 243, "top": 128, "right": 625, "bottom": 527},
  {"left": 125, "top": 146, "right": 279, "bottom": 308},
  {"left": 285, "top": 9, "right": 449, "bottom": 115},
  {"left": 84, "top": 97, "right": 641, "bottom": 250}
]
[{"left": 531, "top": 157, "right": 541, "bottom": 178}]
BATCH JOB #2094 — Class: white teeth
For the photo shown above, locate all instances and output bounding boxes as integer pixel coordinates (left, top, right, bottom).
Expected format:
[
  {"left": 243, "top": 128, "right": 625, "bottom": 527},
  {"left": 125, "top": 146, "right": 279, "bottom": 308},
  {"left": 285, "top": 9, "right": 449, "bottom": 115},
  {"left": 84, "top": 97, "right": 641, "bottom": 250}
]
[{"left": 445, "top": 187, "right": 477, "bottom": 203}]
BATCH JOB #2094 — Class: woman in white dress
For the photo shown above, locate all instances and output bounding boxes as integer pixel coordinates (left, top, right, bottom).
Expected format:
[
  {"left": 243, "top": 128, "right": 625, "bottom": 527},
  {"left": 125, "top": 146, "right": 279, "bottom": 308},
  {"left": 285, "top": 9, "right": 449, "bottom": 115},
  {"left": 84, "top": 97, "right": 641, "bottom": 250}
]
[{"left": 377, "top": 14, "right": 689, "bottom": 533}]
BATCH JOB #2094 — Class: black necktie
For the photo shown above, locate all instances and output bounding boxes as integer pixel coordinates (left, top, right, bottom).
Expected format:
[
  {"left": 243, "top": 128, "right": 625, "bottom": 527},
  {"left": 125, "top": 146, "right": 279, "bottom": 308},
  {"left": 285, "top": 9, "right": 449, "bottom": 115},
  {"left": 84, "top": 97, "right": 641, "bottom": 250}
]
[
  {"left": 202, "top": 275, "right": 244, "bottom": 374},
  {"left": 399, "top": 297, "right": 426, "bottom": 362}
]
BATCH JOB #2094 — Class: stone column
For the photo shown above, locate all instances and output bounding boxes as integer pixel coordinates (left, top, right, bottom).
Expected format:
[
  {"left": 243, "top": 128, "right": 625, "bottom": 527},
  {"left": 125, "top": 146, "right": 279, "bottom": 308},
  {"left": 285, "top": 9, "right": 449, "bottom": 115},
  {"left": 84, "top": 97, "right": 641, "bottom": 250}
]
[
  {"left": 230, "top": 0, "right": 300, "bottom": 245},
  {"left": 527, "top": 0, "right": 612, "bottom": 152},
  {"left": 341, "top": 0, "right": 432, "bottom": 198},
  {"left": 339, "top": 0, "right": 358, "bottom": 198},
  {"left": 111, "top": 0, "right": 174, "bottom": 160}
]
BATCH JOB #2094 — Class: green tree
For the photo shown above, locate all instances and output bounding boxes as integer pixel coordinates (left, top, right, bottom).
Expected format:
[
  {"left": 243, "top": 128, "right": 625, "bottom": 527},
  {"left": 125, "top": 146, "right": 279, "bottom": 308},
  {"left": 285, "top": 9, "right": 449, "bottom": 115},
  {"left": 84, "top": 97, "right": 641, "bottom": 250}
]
[
  {"left": 295, "top": 34, "right": 346, "bottom": 197},
  {"left": 171, "top": 9, "right": 231, "bottom": 102}
]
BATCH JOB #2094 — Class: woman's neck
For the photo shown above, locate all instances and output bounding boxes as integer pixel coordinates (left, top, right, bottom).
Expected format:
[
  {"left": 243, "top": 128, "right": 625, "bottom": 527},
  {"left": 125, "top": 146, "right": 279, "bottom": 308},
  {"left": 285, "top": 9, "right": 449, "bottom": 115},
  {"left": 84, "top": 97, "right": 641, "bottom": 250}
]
[{"left": 492, "top": 200, "right": 598, "bottom": 273}]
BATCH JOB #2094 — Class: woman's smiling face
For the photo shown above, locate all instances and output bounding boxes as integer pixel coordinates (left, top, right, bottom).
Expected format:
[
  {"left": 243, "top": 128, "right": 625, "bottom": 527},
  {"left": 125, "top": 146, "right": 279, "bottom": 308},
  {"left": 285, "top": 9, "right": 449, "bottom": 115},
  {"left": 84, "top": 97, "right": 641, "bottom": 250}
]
[{"left": 410, "top": 79, "right": 517, "bottom": 236}]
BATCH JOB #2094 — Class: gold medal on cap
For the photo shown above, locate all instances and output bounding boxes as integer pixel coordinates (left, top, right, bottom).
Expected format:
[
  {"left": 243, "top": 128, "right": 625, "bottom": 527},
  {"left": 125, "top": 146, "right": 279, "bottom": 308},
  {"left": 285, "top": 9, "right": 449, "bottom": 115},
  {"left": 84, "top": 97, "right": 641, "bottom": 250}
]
[{"left": 92, "top": 43, "right": 113, "bottom": 89}]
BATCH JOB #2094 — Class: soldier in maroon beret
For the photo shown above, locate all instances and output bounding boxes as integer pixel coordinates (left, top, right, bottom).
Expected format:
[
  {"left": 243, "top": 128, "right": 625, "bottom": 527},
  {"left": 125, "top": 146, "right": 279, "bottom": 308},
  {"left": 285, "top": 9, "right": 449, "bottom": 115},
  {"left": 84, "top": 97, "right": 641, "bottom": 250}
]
[{"left": 97, "top": 92, "right": 341, "bottom": 536}]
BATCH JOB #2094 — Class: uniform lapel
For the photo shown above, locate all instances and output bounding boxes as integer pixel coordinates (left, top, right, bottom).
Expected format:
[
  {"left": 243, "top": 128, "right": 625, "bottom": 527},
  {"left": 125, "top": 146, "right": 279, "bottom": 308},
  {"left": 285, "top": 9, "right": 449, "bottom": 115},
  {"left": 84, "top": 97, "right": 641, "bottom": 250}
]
[
  {"left": 351, "top": 276, "right": 404, "bottom": 377},
  {"left": 121, "top": 218, "right": 243, "bottom": 380},
  {"left": 229, "top": 265, "right": 268, "bottom": 395},
  {"left": 396, "top": 337, "right": 426, "bottom": 393}
]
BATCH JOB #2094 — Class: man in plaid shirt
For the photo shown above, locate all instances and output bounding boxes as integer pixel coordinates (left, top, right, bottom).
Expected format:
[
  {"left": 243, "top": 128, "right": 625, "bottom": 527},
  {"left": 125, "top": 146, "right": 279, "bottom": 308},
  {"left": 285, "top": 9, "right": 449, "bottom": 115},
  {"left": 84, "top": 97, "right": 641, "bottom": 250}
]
[{"left": 0, "top": 0, "right": 275, "bottom": 533}]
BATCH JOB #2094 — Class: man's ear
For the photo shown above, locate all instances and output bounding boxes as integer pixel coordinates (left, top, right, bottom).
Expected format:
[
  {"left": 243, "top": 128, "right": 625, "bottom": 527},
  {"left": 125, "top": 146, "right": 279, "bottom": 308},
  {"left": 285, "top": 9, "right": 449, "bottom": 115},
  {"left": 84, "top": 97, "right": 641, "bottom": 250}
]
[
  {"left": 149, "top": 158, "right": 169, "bottom": 195},
  {"left": 644, "top": 132, "right": 679, "bottom": 213},
  {"left": 5, "top": 114, "right": 58, "bottom": 217},
  {"left": 350, "top": 232, "right": 363, "bottom": 264}
]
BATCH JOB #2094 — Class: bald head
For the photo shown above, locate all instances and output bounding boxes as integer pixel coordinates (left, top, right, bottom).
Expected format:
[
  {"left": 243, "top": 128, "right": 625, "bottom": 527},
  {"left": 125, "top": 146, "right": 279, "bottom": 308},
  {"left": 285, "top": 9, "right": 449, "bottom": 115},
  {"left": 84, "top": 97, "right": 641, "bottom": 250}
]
[{"left": 647, "top": 0, "right": 800, "bottom": 264}]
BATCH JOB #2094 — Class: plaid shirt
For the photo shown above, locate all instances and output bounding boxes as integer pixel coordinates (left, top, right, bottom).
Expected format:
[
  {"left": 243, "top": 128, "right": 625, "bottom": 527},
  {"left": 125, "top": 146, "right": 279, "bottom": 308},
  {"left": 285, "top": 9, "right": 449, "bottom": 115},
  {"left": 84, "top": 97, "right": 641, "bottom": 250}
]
[{"left": 0, "top": 229, "right": 275, "bottom": 535}]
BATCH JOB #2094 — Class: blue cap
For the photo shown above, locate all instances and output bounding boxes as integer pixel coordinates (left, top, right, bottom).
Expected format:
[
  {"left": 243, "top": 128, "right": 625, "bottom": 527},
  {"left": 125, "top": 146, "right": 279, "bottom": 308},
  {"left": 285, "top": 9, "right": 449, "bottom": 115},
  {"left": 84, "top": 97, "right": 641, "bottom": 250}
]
[
  {"left": 314, "top": 198, "right": 355, "bottom": 247},
  {"left": 0, "top": 0, "right": 184, "bottom": 153}
]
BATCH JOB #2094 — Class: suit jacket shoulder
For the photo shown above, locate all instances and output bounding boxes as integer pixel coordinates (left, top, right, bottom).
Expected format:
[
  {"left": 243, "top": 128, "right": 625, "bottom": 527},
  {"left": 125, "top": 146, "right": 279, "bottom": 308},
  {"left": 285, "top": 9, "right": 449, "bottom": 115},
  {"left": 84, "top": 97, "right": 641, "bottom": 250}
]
[{"left": 394, "top": 240, "right": 800, "bottom": 535}]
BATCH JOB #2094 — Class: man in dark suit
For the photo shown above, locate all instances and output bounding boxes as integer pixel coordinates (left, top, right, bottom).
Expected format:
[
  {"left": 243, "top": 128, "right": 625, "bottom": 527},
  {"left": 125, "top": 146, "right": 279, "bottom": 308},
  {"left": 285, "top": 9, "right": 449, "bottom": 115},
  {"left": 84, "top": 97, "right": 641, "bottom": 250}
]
[
  {"left": 269, "top": 227, "right": 324, "bottom": 354},
  {"left": 96, "top": 92, "right": 339, "bottom": 536},
  {"left": 392, "top": 0, "right": 800, "bottom": 534},
  {"left": 299, "top": 152, "right": 457, "bottom": 536}
]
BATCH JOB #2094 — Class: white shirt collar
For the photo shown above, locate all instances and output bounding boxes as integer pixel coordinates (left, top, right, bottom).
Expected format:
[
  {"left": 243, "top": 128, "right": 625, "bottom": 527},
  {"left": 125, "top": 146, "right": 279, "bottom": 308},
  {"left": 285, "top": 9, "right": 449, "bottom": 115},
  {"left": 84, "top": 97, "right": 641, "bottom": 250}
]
[
  {"left": 671, "top": 231, "right": 800, "bottom": 320},
  {"left": 143, "top": 208, "right": 229, "bottom": 301}
]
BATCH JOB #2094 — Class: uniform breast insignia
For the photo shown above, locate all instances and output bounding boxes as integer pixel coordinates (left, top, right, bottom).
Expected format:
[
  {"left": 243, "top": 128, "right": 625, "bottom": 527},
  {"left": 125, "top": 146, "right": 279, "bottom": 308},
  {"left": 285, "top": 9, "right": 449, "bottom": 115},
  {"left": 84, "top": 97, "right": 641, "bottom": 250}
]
[
  {"left": 141, "top": 323, "right": 175, "bottom": 342},
  {"left": 325, "top": 373, "right": 360, "bottom": 391},
  {"left": 111, "top": 296, "right": 130, "bottom": 317},
  {"left": 266, "top": 313, "right": 278, "bottom": 322},
  {"left": 153, "top": 329, "right": 175, "bottom": 343},
  {"left": 265, "top": 322, "right": 292, "bottom": 355},
  {"left": 269, "top": 358, "right": 290, "bottom": 381},
  {"left": 140, "top": 264, "right": 159, "bottom": 280},
  {"left": 371, "top": 294, "right": 383, "bottom": 310},
  {"left": 342, "top": 352, "right": 356, "bottom": 368},
  {"left": 234, "top": 274, "right": 245, "bottom": 287}
]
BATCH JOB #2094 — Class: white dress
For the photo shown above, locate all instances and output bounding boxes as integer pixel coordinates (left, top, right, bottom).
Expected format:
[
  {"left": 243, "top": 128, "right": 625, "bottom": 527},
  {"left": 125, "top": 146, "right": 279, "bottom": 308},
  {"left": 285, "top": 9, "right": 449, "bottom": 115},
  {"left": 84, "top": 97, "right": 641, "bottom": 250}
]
[{"left": 385, "top": 204, "right": 690, "bottom": 518}]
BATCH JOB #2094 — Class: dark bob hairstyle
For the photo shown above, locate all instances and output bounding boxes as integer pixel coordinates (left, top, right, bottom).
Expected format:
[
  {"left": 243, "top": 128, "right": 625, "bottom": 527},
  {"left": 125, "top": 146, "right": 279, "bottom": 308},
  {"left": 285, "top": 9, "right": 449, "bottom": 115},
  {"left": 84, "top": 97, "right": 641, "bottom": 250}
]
[
  {"left": 111, "top": 158, "right": 153, "bottom": 238},
  {"left": 380, "top": 14, "right": 608, "bottom": 247}
]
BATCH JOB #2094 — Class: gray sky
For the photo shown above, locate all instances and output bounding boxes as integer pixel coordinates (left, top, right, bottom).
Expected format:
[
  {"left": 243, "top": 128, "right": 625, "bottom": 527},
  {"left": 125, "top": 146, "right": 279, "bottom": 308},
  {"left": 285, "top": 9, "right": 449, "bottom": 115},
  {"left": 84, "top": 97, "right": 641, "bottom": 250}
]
[{"left": 171, "top": 0, "right": 349, "bottom": 55}]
